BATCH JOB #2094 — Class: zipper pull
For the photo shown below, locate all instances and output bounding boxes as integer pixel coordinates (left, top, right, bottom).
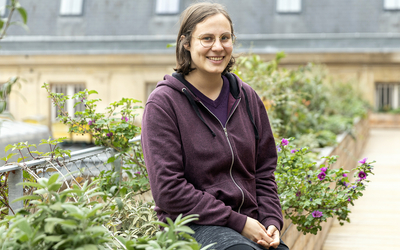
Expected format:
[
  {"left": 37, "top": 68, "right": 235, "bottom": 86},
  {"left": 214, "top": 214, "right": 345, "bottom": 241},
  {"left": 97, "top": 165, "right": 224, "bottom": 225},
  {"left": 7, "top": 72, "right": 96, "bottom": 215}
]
[{"left": 223, "top": 127, "right": 228, "bottom": 137}]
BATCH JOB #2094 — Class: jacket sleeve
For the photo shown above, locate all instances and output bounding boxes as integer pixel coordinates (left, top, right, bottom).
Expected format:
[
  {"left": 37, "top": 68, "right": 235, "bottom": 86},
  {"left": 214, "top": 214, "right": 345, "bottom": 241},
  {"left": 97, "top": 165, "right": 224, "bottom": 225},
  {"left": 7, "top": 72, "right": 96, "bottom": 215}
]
[
  {"left": 251, "top": 89, "right": 284, "bottom": 231},
  {"left": 141, "top": 100, "right": 248, "bottom": 233}
]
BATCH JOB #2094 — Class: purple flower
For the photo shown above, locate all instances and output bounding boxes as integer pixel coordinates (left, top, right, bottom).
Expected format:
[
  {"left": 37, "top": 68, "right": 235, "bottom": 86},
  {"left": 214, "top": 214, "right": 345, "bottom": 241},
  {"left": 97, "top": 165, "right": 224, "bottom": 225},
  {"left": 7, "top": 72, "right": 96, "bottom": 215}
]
[
  {"left": 277, "top": 145, "right": 282, "bottom": 152},
  {"left": 312, "top": 210, "right": 323, "bottom": 218},
  {"left": 358, "top": 157, "right": 368, "bottom": 164},
  {"left": 358, "top": 171, "right": 367, "bottom": 180},
  {"left": 88, "top": 120, "right": 95, "bottom": 126},
  {"left": 317, "top": 172, "right": 326, "bottom": 181},
  {"left": 291, "top": 149, "right": 297, "bottom": 154},
  {"left": 347, "top": 197, "right": 351, "bottom": 202},
  {"left": 343, "top": 173, "right": 347, "bottom": 177},
  {"left": 106, "top": 132, "right": 113, "bottom": 137},
  {"left": 121, "top": 116, "right": 129, "bottom": 122},
  {"left": 310, "top": 198, "right": 313, "bottom": 201},
  {"left": 308, "top": 180, "right": 312, "bottom": 184},
  {"left": 296, "top": 191, "right": 301, "bottom": 197},
  {"left": 134, "top": 171, "right": 141, "bottom": 175},
  {"left": 342, "top": 181, "right": 348, "bottom": 187},
  {"left": 320, "top": 167, "right": 327, "bottom": 172},
  {"left": 351, "top": 185, "right": 356, "bottom": 189},
  {"left": 281, "top": 138, "right": 289, "bottom": 146}
]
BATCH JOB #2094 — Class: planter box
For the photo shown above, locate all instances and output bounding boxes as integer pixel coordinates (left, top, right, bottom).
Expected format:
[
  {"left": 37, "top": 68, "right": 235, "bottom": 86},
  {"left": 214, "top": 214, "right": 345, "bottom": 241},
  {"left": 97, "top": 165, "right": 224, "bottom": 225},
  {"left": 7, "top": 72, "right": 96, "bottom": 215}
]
[
  {"left": 369, "top": 113, "right": 400, "bottom": 128},
  {"left": 280, "top": 117, "right": 370, "bottom": 250}
]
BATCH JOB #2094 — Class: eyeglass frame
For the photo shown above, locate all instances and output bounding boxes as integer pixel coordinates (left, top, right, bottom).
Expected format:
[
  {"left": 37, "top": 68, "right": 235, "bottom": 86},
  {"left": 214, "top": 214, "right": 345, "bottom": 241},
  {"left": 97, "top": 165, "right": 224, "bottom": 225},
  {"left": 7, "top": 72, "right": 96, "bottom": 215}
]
[{"left": 195, "top": 32, "right": 236, "bottom": 48}]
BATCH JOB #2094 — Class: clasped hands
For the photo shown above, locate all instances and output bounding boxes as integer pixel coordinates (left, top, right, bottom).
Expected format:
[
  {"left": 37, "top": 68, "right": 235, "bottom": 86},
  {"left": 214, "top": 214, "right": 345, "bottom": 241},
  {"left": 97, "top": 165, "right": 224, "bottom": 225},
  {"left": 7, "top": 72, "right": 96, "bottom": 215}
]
[{"left": 241, "top": 217, "right": 280, "bottom": 249}]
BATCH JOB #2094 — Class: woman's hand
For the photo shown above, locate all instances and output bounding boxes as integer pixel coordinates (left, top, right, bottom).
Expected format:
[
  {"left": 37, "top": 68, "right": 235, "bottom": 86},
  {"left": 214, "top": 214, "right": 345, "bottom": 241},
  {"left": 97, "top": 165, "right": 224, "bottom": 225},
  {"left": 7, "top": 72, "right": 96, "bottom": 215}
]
[
  {"left": 266, "top": 225, "right": 280, "bottom": 249},
  {"left": 241, "top": 217, "right": 273, "bottom": 248}
]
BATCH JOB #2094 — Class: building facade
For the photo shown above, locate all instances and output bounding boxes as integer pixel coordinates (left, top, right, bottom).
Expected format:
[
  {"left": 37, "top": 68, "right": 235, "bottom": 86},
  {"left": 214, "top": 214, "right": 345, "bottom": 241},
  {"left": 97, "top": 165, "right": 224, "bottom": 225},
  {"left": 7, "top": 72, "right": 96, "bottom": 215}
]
[{"left": 1, "top": 0, "right": 400, "bottom": 139}]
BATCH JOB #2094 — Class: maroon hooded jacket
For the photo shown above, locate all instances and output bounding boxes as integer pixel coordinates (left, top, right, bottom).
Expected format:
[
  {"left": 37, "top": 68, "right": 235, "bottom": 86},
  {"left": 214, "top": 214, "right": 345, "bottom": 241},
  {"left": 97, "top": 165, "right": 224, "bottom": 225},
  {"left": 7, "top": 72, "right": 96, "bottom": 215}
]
[{"left": 141, "top": 73, "right": 283, "bottom": 233}]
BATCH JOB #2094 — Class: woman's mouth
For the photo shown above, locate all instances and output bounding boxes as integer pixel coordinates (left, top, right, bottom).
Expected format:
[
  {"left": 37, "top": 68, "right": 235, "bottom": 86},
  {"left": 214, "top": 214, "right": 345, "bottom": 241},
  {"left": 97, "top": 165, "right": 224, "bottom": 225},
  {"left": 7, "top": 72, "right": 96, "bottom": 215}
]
[{"left": 207, "top": 56, "right": 224, "bottom": 61}]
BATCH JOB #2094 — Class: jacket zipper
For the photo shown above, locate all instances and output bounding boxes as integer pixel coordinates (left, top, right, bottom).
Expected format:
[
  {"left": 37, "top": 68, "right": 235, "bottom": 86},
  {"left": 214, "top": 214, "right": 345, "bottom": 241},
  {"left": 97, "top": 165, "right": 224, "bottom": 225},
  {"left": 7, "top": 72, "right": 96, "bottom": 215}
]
[{"left": 198, "top": 99, "right": 245, "bottom": 213}]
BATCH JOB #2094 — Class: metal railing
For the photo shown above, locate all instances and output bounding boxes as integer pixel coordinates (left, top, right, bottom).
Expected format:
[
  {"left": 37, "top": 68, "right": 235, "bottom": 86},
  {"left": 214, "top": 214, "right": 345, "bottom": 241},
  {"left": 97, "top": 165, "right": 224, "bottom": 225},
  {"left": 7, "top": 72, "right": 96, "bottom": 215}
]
[{"left": 0, "top": 135, "right": 141, "bottom": 214}]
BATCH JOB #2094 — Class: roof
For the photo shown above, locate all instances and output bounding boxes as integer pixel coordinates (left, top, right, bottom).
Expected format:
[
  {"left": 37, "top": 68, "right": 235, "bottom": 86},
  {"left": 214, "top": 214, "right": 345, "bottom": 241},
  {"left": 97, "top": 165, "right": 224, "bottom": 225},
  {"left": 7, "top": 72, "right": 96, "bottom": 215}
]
[{"left": 1, "top": 0, "right": 400, "bottom": 55}]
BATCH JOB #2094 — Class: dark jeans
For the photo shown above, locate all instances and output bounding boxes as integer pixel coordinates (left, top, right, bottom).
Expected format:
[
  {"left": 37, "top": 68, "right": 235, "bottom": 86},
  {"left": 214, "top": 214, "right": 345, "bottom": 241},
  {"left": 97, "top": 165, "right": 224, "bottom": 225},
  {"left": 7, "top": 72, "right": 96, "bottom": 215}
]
[{"left": 225, "top": 240, "right": 289, "bottom": 250}]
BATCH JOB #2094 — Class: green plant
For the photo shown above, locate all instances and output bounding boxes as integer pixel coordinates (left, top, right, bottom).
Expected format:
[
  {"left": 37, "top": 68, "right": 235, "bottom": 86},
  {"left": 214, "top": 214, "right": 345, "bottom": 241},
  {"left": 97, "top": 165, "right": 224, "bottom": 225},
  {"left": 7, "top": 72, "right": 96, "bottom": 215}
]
[
  {"left": 233, "top": 53, "right": 369, "bottom": 148},
  {"left": 42, "top": 83, "right": 150, "bottom": 198},
  {"left": 276, "top": 138, "right": 374, "bottom": 235},
  {"left": 118, "top": 214, "right": 215, "bottom": 250},
  {"left": 0, "top": 174, "right": 115, "bottom": 249},
  {"left": 107, "top": 198, "right": 158, "bottom": 240},
  {"left": 0, "top": 138, "right": 71, "bottom": 219}
]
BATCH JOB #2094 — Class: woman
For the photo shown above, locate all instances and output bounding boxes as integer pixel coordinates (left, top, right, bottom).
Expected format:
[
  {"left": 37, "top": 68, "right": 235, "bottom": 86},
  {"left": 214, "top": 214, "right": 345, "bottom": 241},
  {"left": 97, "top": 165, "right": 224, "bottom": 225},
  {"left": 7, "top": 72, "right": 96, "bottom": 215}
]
[{"left": 141, "top": 2, "right": 288, "bottom": 250}]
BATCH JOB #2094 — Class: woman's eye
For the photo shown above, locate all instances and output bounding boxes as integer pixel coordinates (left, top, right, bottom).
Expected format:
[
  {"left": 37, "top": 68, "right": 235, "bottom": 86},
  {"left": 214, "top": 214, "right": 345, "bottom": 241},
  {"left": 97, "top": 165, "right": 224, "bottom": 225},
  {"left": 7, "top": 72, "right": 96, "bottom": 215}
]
[{"left": 201, "top": 36, "right": 213, "bottom": 41}]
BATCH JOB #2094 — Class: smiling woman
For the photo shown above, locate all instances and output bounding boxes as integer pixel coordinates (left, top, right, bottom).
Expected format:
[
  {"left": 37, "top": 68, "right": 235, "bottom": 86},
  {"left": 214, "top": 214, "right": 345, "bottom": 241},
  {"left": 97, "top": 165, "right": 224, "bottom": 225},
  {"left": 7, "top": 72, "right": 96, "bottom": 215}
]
[{"left": 141, "top": 2, "right": 289, "bottom": 250}]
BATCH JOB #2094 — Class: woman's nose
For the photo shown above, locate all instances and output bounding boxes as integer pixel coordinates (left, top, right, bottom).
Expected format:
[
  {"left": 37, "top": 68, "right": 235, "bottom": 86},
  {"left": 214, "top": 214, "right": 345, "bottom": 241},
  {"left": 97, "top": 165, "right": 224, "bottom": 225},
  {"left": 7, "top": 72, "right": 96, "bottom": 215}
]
[{"left": 211, "top": 39, "right": 224, "bottom": 51}]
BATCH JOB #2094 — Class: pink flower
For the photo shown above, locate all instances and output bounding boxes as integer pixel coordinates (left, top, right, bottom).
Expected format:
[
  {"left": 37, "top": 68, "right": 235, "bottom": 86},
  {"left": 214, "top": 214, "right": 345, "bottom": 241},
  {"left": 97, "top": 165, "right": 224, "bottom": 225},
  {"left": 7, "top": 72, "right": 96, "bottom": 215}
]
[
  {"left": 312, "top": 210, "right": 323, "bottom": 218},
  {"left": 347, "top": 197, "right": 351, "bottom": 202},
  {"left": 88, "top": 120, "right": 95, "bottom": 126},
  {"left": 358, "top": 158, "right": 368, "bottom": 164},
  {"left": 320, "top": 167, "right": 327, "bottom": 172},
  {"left": 121, "top": 116, "right": 129, "bottom": 122},
  {"left": 358, "top": 171, "right": 367, "bottom": 180},
  {"left": 281, "top": 138, "right": 289, "bottom": 146},
  {"left": 291, "top": 149, "right": 297, "bottom": 153},
  {"left": 106, "top": 132, "right": 113, "bottom": 137},
  {"left": 343, "top": 173, "right": 347, "bottom": 177},
  {"left": 317, "top": 172, "right": 326, "bottom": 181}
]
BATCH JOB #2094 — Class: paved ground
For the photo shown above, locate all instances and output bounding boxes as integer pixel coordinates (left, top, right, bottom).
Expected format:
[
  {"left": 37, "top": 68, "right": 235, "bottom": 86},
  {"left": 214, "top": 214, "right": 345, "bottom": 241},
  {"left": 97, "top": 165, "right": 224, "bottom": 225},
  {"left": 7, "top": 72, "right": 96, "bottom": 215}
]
[{"left": 322, "top": 128, "right": 400, "bottom": 250}]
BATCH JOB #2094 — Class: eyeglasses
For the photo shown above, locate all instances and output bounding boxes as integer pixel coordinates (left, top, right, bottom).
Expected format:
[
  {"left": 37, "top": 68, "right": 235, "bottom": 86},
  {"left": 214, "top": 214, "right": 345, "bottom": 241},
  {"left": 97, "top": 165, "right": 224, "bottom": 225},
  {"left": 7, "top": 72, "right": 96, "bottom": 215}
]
[{"left": 196, "top": 32, "right": 236, "bottom": 48}]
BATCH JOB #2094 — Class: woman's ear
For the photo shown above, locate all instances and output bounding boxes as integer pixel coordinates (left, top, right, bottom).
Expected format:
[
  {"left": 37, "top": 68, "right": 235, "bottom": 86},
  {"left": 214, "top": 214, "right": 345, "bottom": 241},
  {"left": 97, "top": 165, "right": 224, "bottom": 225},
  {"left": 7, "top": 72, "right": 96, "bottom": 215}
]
[{"left": 181, "top": 35, "right": 190, "bottom": 51}]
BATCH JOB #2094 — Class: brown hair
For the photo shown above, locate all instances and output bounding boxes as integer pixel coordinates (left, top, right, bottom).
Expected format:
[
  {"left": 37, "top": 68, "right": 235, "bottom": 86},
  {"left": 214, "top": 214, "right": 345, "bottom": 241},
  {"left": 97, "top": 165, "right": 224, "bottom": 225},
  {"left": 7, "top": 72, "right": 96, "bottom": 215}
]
[{"left": 174, "top": 2, "right": 236, "bottom": 75}]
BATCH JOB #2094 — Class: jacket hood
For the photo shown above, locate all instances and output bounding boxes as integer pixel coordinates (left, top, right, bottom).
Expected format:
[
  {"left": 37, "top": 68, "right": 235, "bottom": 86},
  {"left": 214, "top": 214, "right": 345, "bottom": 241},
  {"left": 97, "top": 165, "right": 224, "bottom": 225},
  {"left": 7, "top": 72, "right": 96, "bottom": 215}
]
[
  {"left": 155, "top": 72, "right": 259, "bottom": 140},
  {"left": 157, "top": 72, "right": 242, "bottom": 100}
]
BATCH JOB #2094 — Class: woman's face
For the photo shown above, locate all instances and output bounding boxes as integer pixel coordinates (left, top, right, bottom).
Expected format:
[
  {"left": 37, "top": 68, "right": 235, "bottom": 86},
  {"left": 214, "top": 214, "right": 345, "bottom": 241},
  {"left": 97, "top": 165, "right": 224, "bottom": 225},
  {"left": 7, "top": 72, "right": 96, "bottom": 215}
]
[{"left": 185, "top": 13, "right": 233, "bottom": 78}]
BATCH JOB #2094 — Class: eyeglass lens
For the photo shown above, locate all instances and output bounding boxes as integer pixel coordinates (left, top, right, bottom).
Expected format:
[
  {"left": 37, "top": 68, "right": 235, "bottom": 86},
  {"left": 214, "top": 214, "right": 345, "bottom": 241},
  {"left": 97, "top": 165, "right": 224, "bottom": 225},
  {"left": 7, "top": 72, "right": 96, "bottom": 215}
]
[{"left": 199, "top": 33, "right": 235, "bottom": 48}]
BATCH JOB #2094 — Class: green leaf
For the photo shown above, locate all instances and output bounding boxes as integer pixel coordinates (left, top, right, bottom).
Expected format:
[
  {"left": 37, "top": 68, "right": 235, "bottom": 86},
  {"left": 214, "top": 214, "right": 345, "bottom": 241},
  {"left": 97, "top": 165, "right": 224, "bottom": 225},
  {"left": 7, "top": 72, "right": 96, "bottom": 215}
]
[
  {"left": 77, "top": 245, "right": 98, "bottom": 250},
  {"left": 49, "top": 202, "right": 63, "bottom": 211},
  {"left": 166, "top": 42, "right": 177, "bottom": 48},
  {"left": 6, "top": 152, "right": 18, "bottom": 160},
  {"left": 47, "top": 173, "right": 59, "bottom": 186},
  {"left": 85, "top": 226, "right": 107, "bottom": 234},
  {"left": 17, "top": 156, "right": 27, "bottom": 163},
  {"left": 11, "top": 195, "right": 41, "bottom": 203},
  {"left": 4, "top": 144, "right": 13, "bottom": 152},
  {"left": 17, "top": 182, "right": 43, "bottom": 188},
  {"left": 15, "top": 218, "right": 33, "bottom": 236},
  {"left": 174, "top": 225, "right": 194, "bottom": 234},
  {"left": 88, "top": 90, "right": 98, "bottom": 95},
  {"left": 115, "top": 197, "right": 123, "bottom": 211},
  {"left": 106, "top": 156, "right": 116, "bottom": 163},
  {"left": 44, "top": 235, "right": 63, "bottom": 242},
  {"left": 47, "top": 183, "right": 62, "bottom": 192}
]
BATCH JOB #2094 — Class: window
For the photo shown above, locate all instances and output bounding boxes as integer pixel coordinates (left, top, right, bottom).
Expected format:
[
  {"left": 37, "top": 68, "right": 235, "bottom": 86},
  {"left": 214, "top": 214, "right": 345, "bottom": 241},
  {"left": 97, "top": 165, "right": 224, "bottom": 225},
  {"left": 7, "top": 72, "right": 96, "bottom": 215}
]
[
  {"left": 155, "top": 0, "right": 180, "bottom": 14},
  {"left": 146, "top": 83, "right": 157, "bottom": 101},
  {"left": 276, "top": 0, "right": 301, "bottom": 13},
  {"left": 376, "top": 83, "right": 400, "bottom": 111},
  {"left": 59, "top": 0, "right": 83, "bottom": 16},
  {"left": 384, "top": 0, "right": 400, "bottom": 10},
  {"left": 51, "top": 84, "right": 86, "bottom": 122},
  {"left": 0, "top": 0, "right": 7, "bottom": 17}
]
